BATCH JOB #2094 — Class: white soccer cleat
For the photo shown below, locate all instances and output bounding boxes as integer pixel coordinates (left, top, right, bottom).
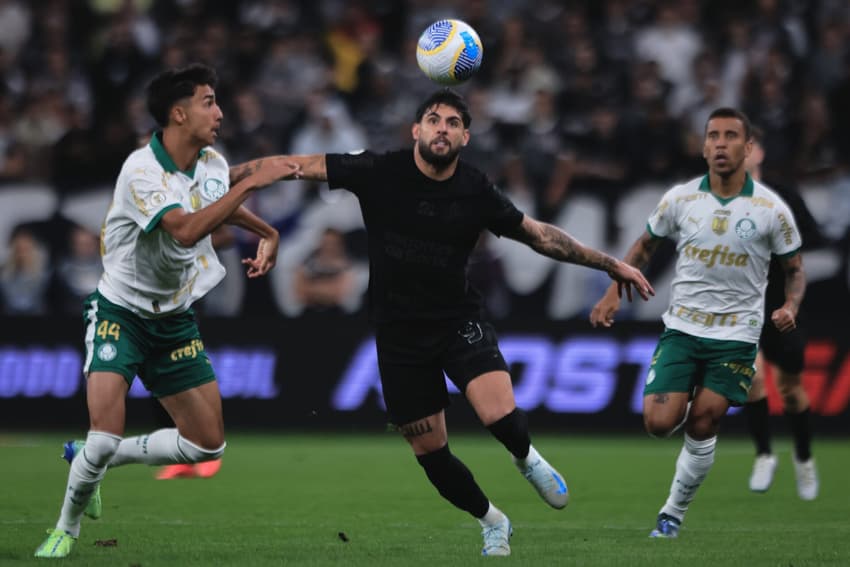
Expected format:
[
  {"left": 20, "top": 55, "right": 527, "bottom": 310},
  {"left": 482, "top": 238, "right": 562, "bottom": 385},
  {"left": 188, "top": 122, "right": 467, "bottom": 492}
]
[
  {"left": 513, "top": 445, "right": 568, "bottom": 509},
  {"left": 480, "top": 513, "right": 512, "bottom": 556},
  {"left": 792, "top": 456, "right": 819, "bottom": 501},
  {"left": 748, "top": 453, "right": 778, "bottom": 493}
]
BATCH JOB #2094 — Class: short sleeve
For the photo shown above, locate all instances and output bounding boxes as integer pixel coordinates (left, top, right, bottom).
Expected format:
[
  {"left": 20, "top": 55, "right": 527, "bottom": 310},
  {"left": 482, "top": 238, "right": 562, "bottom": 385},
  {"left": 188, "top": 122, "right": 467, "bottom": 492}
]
[
  {"left": 123, "top": 171, "right": 183, "bottom": 233},
  {"left": 647, "top": 189, "right": 676, "bottom": 238},
  {"left": 771, "top": 199, "right": 803, "bottom": 257},
  {"left": 326, "top": 151, "right": 380, "bottom": 195},
  {"left": 484, "top": 184, "right": 524, "bottom": 236}
]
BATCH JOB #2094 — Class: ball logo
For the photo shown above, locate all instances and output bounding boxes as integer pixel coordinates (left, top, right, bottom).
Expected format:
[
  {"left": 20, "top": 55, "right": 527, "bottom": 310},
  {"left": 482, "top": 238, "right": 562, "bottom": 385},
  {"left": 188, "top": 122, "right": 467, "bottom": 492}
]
[
  {"left": 735, "top": 218, "right": 757, "bottom": 240},
  {"left": 416, "top": 19, "right": 483, "bottom": 85},
  {"left": 97, "top": 343, "right": 118, "bottom": 362},
  {"left": 202, "top": 178, "right": 226, "bottom": 201},
  {"left": 149, "top": 191, "right": 166, "bottom": 207}
]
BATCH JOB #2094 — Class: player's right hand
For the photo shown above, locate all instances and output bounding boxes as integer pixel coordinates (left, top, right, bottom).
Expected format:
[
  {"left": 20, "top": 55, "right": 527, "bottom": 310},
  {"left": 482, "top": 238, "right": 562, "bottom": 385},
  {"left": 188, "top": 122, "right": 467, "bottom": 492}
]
[{"left": 590, "top": 291, "right": 621, "bottom": 328}]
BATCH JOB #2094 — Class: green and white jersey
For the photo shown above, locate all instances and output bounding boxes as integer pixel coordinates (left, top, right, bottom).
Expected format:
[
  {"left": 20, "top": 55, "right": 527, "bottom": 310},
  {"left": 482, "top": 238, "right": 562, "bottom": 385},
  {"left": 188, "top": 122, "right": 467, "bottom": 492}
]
[
  {"left": 647, "top": 173, "right": 801, "bottom": 343},
  {"left": 97, "top": 132, "right": 230, "bottom": 318}
]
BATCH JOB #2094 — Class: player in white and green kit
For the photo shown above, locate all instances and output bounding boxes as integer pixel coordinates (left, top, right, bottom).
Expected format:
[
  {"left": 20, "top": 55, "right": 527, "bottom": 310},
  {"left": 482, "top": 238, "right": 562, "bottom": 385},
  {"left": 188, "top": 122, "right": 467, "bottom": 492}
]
[
  {"left": 35, "top": 64, "right": 298, "bottom": 558},
  {"left": 590, "top": 108, "right": 806, "bottom": 538}
]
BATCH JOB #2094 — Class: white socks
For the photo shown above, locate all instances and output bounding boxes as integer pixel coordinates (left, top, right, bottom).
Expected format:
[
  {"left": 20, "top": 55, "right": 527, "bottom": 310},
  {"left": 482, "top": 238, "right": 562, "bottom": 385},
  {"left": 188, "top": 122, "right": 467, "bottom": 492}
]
[
  {"left": 478, "top": 502, "right": 507, "bottom": 527},
  {"left": 55, "top": 429, "right": 226, "bottom": 535},
  {"left": 56, "top": 431, "right": 120, "bottom": 536},
  {"left": 660, "top": 433, "right": 716, "bottom": 522},
  {"left": 109, "top": 428, "right": 225, "bottom": 467}
]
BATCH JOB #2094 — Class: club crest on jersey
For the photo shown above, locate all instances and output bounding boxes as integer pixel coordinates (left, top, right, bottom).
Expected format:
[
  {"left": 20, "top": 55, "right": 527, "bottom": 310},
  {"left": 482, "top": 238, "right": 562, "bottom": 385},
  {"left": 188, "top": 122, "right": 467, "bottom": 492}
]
[
  {"left": 202, "top": 178, "right": 226, "bottom": 201},
  {"left": 97, "top": 343, "right": 118, "bottom": 362},
  {"left": 735, "top": 218, "right": 757, "bottom": 240},
  {"left": 711, "top": 216, "right": 729, "bottom": 235}
]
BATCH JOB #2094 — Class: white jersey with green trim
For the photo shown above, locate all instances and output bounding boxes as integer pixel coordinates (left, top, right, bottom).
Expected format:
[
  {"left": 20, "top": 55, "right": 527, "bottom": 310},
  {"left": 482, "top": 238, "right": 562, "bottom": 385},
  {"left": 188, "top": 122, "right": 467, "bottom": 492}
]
[
  {"left": 97, "top": 134, "right": 230, "bottom": 318},
  {"left": 647, "top": 173, "right": 802, "bottom": 343}
]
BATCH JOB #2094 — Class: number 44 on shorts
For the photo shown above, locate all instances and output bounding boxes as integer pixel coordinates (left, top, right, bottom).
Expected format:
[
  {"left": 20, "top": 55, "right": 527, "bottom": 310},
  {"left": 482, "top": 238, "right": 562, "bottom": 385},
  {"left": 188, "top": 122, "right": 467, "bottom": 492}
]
[{"left": 97, "top": 320, "right": 121, "bottom": 341}]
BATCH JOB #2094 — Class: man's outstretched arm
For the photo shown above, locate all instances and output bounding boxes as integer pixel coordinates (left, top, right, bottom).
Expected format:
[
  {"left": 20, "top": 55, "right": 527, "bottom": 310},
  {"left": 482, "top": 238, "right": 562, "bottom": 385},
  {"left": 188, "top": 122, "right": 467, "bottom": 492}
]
[{"left": 503, "top": 215, "right": 654, "bottom": 301}]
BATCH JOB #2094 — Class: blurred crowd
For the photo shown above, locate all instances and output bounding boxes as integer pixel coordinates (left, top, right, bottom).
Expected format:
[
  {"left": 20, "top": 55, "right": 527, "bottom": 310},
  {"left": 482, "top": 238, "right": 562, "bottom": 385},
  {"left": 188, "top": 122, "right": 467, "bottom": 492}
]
[{"left": 2, "top": 0, "right": 850, "bottom": 320}]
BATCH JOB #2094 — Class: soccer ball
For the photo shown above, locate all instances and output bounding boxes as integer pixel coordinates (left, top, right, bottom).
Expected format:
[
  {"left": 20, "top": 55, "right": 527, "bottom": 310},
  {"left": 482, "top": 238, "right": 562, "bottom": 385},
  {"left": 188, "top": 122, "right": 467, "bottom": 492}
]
[{"left": 416, "top": 19, "right": 483, "bottom": 86}]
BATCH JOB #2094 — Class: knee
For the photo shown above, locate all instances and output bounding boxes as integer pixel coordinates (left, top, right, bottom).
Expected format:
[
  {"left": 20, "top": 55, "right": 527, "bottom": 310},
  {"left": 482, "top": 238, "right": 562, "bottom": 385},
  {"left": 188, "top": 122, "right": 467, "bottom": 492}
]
[
  {"left": 178, "top": 435, "right": 226, "bottom": 463},
  {"left": 777, "top": 376, "right": 805, "bottom": 410},
  {"left": 780, "top": 387, "right": 806, "bottom": 412},
  {"left": 685, "top": 412, "right": 720, "bottom": 439},
  {"left": 85, "top": 431, "right": 122, "bottom": 466},
  {"left": 643, "top": 414, "right": 678, "bottom": 438}
]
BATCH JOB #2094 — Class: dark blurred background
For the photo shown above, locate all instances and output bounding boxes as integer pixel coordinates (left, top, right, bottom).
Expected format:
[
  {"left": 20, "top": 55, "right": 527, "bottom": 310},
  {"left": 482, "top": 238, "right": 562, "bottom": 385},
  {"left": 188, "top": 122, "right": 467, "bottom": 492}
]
[{"left": 1, "top": 0, "right": 848, "bottom": 432}]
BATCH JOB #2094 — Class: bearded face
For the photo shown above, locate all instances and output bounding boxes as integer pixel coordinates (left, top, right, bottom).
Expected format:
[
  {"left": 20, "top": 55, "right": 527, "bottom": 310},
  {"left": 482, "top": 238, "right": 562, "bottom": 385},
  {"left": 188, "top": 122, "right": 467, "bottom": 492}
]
[{"left": 417, "top": 134, "right": 462, "bottom": 168}]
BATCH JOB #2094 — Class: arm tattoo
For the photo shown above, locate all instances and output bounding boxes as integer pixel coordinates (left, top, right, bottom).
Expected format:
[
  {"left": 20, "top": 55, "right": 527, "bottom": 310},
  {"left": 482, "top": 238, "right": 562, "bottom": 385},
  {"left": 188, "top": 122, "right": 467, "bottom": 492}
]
[
  {"left": 397, "top": 419, "right": 433, "bottom": 439},
  {"left": 653, "top": 393, "right": 669, "bottom": 404},
  {"left": 623, "top": 233, "right": 661, "bottom": 271},
  {"left": 229, "top": 159, "right": 264, "bottom": 185},
  {"left": 507, "top": 220, "right": 618, "bottom": 272}
]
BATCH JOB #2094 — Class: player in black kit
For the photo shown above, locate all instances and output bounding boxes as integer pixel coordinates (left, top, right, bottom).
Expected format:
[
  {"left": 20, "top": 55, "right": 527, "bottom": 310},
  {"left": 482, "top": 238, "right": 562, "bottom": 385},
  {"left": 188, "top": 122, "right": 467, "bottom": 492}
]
[
  {"left": 743, "top": 127, "right": 821, "bottom": 500},
  {"left": 281, "top": 89, "right": 654, "bottom": 556}
]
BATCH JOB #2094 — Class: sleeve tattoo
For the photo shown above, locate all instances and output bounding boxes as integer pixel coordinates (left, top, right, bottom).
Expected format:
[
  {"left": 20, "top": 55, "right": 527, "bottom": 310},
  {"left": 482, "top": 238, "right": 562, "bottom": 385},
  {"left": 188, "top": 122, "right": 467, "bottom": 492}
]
[{"left": 506, "top": 220, "right": 618, "bottom": 272}]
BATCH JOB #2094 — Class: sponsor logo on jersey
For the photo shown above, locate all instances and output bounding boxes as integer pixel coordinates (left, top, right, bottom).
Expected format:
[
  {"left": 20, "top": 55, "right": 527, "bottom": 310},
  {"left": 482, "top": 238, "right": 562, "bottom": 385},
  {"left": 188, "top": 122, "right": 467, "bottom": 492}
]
[
  {"left": 202, "top": 178, "right": 226, "bottom": 201},
  {"left": 670, "top": 305, "right": 739, "bottom": 327},
  {"left": 735, "top": 218, "right": 757, "bottom": 240},
  {"left": 97, "top": 343, "right": 118, "bottom": 362},
  {"left": 683, "top": 244, "right": 749, "bottom": 268},
  {"left": 777, "top": 213, "right": 796, "bottom": 245},
  {"left": 650, "top": 200, "right": 669, "bottom": 223},
  {"left": 129, "top": 183, "right": 150, "bottom": 216}
]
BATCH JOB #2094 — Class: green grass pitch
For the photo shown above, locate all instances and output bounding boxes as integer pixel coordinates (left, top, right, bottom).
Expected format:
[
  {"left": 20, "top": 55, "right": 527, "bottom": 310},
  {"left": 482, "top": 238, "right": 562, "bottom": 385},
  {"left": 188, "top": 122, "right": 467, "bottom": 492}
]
[{"left": 1, "top": 433, "right": 847, "bottom": 566}]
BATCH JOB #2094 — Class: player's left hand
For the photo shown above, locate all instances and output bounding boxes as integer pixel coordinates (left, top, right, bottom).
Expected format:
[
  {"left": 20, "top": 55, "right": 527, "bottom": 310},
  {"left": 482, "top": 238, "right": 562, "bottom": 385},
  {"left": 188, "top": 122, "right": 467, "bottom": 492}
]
[
  {"left": 771, "top": 306, "right": 796, "bottom": 333},
  {"left": 242, "top": 231, "right": 280, "bottom": 277}
]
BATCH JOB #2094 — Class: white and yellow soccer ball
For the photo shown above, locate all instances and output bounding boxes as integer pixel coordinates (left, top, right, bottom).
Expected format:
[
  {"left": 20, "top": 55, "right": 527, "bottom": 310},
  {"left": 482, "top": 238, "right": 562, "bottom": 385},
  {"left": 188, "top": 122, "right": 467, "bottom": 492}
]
[{"left": 416, "top": 19, "right": 483, "bottom": 86}]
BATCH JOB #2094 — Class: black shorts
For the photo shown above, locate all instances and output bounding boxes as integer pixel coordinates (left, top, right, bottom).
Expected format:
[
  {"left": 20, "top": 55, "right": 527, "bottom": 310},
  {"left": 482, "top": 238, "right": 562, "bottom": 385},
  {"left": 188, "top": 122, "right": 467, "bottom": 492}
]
[
  {"left": 375, "top": 318, "right": 509, "bottom": 426},
  {"left": 759, "top": 320, "right": 805, "bottom": 374}
]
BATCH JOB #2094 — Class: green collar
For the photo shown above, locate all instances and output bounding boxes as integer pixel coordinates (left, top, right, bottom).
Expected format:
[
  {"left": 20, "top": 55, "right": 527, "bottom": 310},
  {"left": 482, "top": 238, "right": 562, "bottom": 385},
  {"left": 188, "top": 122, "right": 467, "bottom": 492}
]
[
  {"left": 149, "top": 131, "right": 205, "bottom": 178},
  {"left": 698, "top": 172, "right": 754, "bottom": 205}
]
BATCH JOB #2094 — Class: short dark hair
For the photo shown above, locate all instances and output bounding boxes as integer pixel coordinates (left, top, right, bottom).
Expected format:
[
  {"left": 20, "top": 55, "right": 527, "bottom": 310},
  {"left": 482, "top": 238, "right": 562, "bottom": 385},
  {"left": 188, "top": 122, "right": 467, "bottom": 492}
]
[
  {"left": 146, "top": 63, "right": 218, "bottom": 127},
  {"left": 705, "top": 107, "right": 752, "bottom": 140},
  {"left": 414, "top": 88, "right": 471, "bottom": 128}
]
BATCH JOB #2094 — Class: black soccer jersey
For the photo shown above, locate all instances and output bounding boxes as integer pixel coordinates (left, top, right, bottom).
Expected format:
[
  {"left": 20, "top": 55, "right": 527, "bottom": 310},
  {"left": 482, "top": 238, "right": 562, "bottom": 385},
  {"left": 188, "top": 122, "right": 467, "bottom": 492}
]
[{"left": 326, "top": 150, "right": 524, "bottom": 323}]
